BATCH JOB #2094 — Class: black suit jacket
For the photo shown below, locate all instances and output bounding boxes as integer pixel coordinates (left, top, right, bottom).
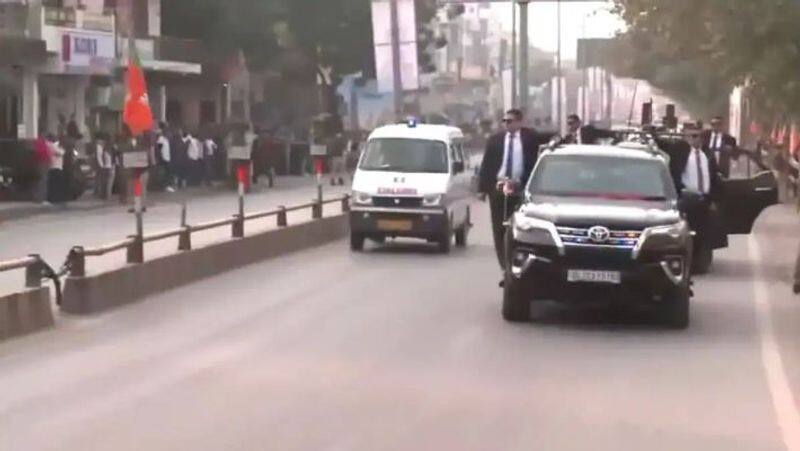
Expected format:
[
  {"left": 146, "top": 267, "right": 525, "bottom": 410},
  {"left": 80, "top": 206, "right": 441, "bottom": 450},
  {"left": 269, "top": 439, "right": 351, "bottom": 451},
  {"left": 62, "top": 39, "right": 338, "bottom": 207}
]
[
  {"left": 703, "top": 131, "right": 737, "bottom": 178},
  {"left": 667, "top": 140, "right": 723, "bottom": 202},
  {"left": 479, "top": 128, "right": 543, "bottom": 194},
  {"left": 559, "top": 125, "right": 617, "bottom": 145}
]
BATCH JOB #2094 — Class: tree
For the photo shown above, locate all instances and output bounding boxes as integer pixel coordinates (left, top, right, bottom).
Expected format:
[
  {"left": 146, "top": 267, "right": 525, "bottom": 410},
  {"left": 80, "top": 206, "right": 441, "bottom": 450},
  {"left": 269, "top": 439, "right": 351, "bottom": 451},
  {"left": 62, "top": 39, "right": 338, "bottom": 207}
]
[{"left": 610, "top": 0, "right": 800, "bottom": 120}]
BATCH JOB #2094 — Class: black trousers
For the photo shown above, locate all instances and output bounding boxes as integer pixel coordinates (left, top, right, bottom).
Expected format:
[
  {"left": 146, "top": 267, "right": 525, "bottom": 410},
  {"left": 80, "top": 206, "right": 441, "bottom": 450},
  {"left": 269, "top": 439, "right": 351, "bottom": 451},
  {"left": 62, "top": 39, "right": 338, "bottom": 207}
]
[{"left": 489, "top": 191, "right": 521, "bottom": 269}]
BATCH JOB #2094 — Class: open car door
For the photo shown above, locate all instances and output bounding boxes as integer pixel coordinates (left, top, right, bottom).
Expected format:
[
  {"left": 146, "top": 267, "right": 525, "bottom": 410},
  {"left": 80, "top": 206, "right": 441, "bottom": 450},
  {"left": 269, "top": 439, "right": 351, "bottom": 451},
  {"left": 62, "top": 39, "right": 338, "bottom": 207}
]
[{"left": 720, "top": 171, "right": 779, "bottom": 234}]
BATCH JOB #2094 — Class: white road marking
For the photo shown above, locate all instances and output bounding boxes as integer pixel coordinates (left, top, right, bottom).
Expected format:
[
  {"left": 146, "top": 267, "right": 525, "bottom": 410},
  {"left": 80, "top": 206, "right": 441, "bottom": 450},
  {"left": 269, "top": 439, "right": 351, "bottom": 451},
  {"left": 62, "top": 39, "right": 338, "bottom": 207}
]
[{"left": 749, "top": 235, "right": 800, "bottom": 451}]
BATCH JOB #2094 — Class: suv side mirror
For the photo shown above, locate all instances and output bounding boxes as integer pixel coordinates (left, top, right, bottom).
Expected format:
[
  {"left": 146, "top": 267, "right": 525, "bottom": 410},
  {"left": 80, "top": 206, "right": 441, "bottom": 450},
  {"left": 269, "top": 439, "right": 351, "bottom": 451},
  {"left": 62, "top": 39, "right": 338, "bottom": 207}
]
[
  {"left": 677, "top": 190, "right": 703, "bottom": 214},
  {"left": 451, "top": 161, "right": 465, "bottom": 174}
]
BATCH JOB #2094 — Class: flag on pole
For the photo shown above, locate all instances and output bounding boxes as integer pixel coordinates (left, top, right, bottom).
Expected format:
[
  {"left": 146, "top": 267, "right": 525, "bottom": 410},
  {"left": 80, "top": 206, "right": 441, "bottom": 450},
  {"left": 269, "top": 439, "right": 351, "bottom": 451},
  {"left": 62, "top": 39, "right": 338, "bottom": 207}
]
[{"left": 123, "top": 41, "right": 153, "bottom": 136}]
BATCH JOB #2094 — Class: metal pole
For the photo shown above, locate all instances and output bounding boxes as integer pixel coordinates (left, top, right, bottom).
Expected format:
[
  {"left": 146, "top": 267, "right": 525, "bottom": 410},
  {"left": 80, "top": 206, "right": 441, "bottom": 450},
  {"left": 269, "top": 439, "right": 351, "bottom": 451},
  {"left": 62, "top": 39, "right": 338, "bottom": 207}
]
[
  {"left": 518, "top": 0, "right": 529, "bottom": 113},
  {"left": 556, "top": 0, "right": 562, "bottom": 132},
  {"left": 511, "top": 2, "right": 517, "bottom": 107},
  {"left": 390, "top": 0, "right": 403, "bottom": 120}
]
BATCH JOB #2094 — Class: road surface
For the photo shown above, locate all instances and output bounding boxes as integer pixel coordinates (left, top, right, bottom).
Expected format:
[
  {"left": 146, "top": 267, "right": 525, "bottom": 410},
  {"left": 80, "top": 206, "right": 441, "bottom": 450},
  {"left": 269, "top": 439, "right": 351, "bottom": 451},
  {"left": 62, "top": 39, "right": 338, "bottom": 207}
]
[{"left": 1, "top": 202, "right": 798, "bottom": 450}]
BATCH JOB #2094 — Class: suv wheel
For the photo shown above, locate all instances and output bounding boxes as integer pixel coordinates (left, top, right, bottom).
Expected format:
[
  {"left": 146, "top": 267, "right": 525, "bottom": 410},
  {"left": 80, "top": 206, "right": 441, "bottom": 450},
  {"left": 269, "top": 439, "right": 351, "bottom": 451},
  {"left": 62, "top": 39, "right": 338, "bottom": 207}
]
[
  {"left": 502, "top": 271, "right": 529, "bottom": 322},
  {"left": 455, "top": 210, "right": 470, "bottom": 248},
  {"left": 663, "top": 288, "right": 690, "bottom": 329},
  {"left": 438, "top": 232, "right": 452, "bottom": 254},
  {"left": 692, "top": 245, "right": 713, "bottom": 275},
  {"left": 350, "top": 232, "right": 365, "bottom": 252}
]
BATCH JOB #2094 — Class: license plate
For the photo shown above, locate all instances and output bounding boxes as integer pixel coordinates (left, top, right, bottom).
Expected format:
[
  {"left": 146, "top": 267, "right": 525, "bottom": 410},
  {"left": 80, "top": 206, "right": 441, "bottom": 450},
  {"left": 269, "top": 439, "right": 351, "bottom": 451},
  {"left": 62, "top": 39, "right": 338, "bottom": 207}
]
[
  {"left": 377, "top": 219, "right": 413, "bottom": 232},
  {"left": 567, "top": 270, "right": 621, "bottom": 284}
]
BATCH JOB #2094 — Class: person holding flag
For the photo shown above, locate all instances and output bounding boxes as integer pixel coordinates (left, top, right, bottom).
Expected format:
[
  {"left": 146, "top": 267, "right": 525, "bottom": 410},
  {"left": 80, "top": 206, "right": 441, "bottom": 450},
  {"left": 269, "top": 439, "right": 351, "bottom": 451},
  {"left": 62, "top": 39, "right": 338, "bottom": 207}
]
[{"left": 123, "top": 41, "right": 154, "bottom": 213}]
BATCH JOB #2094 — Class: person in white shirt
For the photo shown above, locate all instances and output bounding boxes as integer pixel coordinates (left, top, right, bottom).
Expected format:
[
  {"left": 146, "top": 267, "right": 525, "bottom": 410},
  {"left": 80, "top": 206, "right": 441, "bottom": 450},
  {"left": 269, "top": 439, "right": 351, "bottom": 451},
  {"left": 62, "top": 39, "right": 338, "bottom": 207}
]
[
  {"left": 45, "top": 135, "right": 68, "bottom": 203},
  {"left": 202, "top": 136, "right": 218, "bottom": 186},
  {"left": 156, "top": 124, "right": 174, "bottom": 191},
  {"left": 184, "top": 132, "right": 202, "bottom": 185},
  {"left": 94, "top": 134, "right": 115, "bottom": 200}
]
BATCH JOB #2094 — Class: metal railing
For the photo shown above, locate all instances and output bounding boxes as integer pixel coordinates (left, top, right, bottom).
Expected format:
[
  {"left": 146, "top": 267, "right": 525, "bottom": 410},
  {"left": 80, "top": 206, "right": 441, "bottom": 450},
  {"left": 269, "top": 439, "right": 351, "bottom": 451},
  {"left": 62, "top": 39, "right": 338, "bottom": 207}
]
[
  {"left": 65, "top": 195, "right": 351, "bottom": 278},
  {"left": 0, "top": 255, "right": 46, "bottom": 290}
]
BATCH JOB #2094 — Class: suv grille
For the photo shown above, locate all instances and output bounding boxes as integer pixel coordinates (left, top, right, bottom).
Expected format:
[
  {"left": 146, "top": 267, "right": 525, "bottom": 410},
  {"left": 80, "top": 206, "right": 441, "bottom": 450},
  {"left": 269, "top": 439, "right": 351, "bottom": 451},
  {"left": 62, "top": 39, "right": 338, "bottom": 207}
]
[
  {"left": 372, "top": 196, "right": 423, "bottom": 208},
  {"left": 557, "top": 226, "right": 643, "bottom": 249}
]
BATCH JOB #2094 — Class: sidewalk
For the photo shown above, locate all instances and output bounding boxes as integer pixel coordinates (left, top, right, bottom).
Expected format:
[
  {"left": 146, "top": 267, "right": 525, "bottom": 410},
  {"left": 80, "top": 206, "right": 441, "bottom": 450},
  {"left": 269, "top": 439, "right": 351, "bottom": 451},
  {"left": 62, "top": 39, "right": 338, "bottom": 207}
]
[{"left": 0, "top": 175, "right": 326, "bottom": 224}]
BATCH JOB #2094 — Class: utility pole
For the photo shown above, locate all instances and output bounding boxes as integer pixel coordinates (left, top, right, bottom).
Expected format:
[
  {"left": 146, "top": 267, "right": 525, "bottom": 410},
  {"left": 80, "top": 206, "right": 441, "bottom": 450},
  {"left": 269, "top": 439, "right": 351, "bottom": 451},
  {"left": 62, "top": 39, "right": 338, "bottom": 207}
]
[
  {"left": 390, "top": 0, "right": 403, "bottom": 120},
  {"left": 518, "top": 0, "right": 529, "bottom": 112},
  {"left": 556, "top": 0, "right": 562, "bottom": 133},
  {"left": 511, "top": 3, "right": 517, "bottom": 108}
]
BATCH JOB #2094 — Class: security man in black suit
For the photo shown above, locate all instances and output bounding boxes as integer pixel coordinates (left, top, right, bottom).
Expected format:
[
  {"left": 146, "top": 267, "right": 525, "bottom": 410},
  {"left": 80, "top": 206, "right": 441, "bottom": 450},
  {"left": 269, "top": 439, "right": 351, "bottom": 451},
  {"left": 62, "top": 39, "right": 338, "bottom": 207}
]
[
  {"left": 668, "top": 128, "right": 728, "bottom": 251},
  {"left": 479, "top": 109, "right": 547, "bottom": 268},
  {"left": 560, "top": 114, "right": 617, "bottom": 145},
  {"left": 703, "top": 116, "right": 738, "bottom": 178}
]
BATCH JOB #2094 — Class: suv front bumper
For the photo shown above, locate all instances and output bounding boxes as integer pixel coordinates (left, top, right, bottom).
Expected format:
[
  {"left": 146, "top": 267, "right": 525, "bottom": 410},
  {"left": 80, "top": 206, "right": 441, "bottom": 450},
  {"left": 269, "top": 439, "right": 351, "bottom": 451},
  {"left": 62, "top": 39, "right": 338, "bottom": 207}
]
[{"left": 510, "top": 243, "right": 689, "bottom": 302}]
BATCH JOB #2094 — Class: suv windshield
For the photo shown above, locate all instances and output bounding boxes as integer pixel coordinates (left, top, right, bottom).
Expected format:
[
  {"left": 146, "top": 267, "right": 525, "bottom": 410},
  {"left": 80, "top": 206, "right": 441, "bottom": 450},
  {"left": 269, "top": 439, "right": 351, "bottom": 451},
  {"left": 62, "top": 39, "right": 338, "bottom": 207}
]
[
  {"left": 359, "top": 138, "right": 448, "bottom": 173},
  {"left": 529, "top": 155, "right": 677, "bottom": 201}
]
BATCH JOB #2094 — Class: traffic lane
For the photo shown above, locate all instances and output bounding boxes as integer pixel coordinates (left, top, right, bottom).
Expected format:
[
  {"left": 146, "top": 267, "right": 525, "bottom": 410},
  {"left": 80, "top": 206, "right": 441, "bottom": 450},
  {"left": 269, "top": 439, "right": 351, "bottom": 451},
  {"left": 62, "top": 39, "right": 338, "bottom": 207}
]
[
  {"left": 0, "top": 179, "right": 349, "bottom": 294},
  {"left": 747, "top": 205, "right": 800, "bottom": 423},
  {"left": 0, "top": 203, "right": 786, "bottom": 451}
]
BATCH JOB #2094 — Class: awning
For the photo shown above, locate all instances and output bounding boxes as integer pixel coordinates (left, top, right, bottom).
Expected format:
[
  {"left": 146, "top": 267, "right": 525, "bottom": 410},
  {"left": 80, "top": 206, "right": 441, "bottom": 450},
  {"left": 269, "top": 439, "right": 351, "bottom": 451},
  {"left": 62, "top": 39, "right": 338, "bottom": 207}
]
[
  {"left": 142, "top": 60, "right": 202, "bottom": 75},
  {"left": 0, "top": 38, "right": 48, "bottom": 66}
]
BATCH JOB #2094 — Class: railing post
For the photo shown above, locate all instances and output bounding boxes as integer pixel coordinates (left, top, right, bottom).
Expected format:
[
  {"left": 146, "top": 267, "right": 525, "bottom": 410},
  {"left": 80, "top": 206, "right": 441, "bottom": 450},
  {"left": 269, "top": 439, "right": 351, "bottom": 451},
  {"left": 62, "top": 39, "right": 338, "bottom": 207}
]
[
  {"left": 312, "top": 199, "right": 323, "bottom": 220},
  {"left": 178, "top": 226, "right": 192, "bottom": 251},
  {"left": 25, "top": 254, "right": 42, "bottom": 288},
  {"left": 127, "top": 235, "right": 144, "bottom": 264},
  {"left": 69, "top": 246, "right": 86, "bottom": 277},
  {"left": 277, "top": 206, "right": 288, "bottom": 227},
  {"left": 232, "top": 215, "right": 244, "bottom": 238},
  {"left": 341, "top": 195, "right": 350, "bottom": 213}
]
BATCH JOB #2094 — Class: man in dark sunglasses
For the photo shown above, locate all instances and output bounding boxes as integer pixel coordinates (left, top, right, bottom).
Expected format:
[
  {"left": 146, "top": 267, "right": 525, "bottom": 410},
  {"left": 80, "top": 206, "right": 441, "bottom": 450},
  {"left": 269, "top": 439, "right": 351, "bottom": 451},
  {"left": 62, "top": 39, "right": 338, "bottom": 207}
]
[
  {"left": 478, "top": 109, "right": 548, "bottom": 268},
  {"left": 559, "top": 114, "right": 617, "bottom": 145}
]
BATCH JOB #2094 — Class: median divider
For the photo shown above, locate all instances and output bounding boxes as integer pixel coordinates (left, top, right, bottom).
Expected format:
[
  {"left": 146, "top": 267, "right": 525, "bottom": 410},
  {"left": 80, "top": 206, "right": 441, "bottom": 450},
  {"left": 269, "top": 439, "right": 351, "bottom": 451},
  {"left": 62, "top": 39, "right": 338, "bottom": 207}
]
[
  {"left": 61, "top": 196, "right": 351, "bottom": 315},
  {"left": 0, "top": 256, "right": 55, "bottom": 340}
]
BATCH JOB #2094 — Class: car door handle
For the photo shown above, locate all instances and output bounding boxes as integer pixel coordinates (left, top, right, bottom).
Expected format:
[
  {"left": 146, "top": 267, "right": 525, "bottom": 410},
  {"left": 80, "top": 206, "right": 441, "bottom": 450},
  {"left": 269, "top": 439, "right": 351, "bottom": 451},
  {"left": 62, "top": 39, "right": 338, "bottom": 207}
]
[{"left": 755, "top": 187, "right": 774, "bottom": 192}]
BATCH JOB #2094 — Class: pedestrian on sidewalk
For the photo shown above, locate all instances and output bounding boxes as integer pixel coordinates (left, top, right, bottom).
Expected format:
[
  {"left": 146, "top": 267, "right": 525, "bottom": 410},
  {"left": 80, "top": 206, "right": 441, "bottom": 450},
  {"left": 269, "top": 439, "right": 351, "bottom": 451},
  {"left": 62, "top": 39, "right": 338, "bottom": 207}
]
[
  {"left": 184, "top": 131, "right": 202, "bottom": 186},
  {"left": 33, "top": 136, "right": 52, "bottom": 205},
  {"left": 94, "top": 133, "right": 115, "bottom": 200},
  {"left": 156, "top": 123, "right": 174, "bottom": 192},
  {"left": 329, "top": 132, "right": 347, "bottom": 186},
  {"left": 202, "top": 135, "right": 218, "bottom": 186},
  {"left": 45, "top": 134, "right": 67, "bottom": 204}
]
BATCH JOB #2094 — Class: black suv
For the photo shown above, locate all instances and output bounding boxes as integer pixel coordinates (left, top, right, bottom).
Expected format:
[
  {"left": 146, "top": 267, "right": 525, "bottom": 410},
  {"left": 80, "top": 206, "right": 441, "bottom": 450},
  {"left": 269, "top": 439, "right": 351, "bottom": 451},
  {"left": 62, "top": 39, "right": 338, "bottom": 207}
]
[{"left": 502, "top": 143, "right": 776, "bottom": 328}]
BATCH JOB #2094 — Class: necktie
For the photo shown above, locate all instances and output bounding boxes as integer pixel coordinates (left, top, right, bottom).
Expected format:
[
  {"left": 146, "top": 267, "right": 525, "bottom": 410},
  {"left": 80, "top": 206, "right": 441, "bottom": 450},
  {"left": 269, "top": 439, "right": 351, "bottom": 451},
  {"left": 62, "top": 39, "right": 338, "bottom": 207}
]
[
  {"left": 695, "top": 150, "right": 706, "bottom": 194},
  {"left": 505, "top": 133, "right": 515, "bottom": 180}
]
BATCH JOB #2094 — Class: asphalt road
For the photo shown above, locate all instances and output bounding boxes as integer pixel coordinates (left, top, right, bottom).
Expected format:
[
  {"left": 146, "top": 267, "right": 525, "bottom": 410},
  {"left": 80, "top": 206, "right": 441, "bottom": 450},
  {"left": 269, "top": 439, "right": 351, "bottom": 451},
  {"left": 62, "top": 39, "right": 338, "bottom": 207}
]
[{"left": 1, "top": 202, "right": 799, "bottom": 451}]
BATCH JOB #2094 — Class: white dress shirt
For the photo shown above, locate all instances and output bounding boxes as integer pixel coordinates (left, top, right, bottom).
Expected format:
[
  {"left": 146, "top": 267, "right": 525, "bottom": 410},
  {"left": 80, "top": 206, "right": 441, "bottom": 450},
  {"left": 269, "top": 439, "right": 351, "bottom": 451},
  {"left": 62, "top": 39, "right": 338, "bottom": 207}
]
[
  {"left": 682, "top": 147, "right": 711, "bottom": 194},
  {"left": 497, "top": 131, "right": 524, "bottom": 183},
  {"left": 157, "top": 135, "right": 171, "bottom": 163},
  {"left": 185, "top": 136, "right": 202, "bottom": 161},
  {"left": 96, "top": 143, "right": 113, "bottom": 169},
  {"left": 48, "top": 141, "right": 65, "bottom": 170}
]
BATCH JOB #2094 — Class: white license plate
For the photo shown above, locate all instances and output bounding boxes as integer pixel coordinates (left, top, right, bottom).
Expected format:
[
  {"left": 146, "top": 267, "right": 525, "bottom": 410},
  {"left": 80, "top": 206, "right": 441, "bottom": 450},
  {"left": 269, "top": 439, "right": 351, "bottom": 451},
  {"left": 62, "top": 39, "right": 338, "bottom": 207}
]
[{"left": 567, "top": 270, "right": 621, "bottom": 284}]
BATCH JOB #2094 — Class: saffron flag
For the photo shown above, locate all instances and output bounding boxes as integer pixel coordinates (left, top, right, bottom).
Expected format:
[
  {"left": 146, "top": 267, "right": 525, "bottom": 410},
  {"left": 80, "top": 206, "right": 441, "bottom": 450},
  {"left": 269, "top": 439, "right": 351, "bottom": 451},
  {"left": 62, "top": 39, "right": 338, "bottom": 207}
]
[{"left": 123, "top": 43, "right": 153, "bottom": 136}]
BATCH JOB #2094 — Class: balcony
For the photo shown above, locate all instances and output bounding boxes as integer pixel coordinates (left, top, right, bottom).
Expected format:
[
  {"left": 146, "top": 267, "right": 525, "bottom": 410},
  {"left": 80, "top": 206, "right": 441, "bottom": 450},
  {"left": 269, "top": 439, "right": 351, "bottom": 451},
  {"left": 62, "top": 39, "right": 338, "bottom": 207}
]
[
  {"left": 155, "top": 37, "right": 207, "bottom": 65},
  {"left": 43, "top": 6, "right": 114, "bottom": 33},
  {"left": 0, "top": 3, "right": 28, "bottom": 37}
]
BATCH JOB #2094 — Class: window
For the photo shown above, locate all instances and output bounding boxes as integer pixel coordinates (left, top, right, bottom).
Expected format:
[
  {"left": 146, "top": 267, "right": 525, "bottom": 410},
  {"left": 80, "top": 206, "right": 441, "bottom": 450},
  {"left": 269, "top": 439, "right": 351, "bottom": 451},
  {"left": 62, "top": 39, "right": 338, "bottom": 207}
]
[
  {"left": 530, "top": 155, "right": 676, "bottom": 201},
  {"left": 359, "top": 138, "right": 448, "bottom": 173}
]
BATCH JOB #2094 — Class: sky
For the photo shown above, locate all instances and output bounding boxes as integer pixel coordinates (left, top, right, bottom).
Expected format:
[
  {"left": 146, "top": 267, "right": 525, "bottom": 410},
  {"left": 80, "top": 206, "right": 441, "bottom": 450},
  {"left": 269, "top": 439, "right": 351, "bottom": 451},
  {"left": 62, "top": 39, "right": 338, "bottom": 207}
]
[{"left": 488, "top": 1, "right": 625, "bottom": 60}]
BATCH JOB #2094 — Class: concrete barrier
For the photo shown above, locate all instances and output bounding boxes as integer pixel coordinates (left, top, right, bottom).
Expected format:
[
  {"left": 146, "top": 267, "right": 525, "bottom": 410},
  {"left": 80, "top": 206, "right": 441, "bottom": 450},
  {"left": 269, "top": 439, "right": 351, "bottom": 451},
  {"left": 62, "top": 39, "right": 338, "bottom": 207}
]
[
  {"left": 62, "top": 215, "right": 348, "bottom": 315},
  {"left": 0, "top": 287, "right": 54, "bottom": 340}
]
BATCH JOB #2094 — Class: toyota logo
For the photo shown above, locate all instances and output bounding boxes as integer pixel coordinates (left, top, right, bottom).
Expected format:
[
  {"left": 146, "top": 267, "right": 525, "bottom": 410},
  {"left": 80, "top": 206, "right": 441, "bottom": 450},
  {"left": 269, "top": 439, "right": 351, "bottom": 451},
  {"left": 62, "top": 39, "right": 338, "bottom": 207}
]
[{"left": 588, "top": 226, "right": 611, "bottom": 244}]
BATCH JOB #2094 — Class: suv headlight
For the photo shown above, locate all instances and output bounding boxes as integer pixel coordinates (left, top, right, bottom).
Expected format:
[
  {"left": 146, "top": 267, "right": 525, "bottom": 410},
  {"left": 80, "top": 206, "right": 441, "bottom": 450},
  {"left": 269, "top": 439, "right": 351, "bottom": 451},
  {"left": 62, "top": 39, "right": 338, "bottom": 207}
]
[
  {"left": 352, "top": 191, "right": 372, "bottom": 205},
  {"left": 633, "top": 221, "right": 688, "bottom": 259},
  {"left": 647, "top": 221, "right": 687, "bottom": 240},
  {"left": 423, "top": 194, "right": 444, "bottom": 207},
  {"left": 513, "top": 213, "right": 558, "bottom": 246}
]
